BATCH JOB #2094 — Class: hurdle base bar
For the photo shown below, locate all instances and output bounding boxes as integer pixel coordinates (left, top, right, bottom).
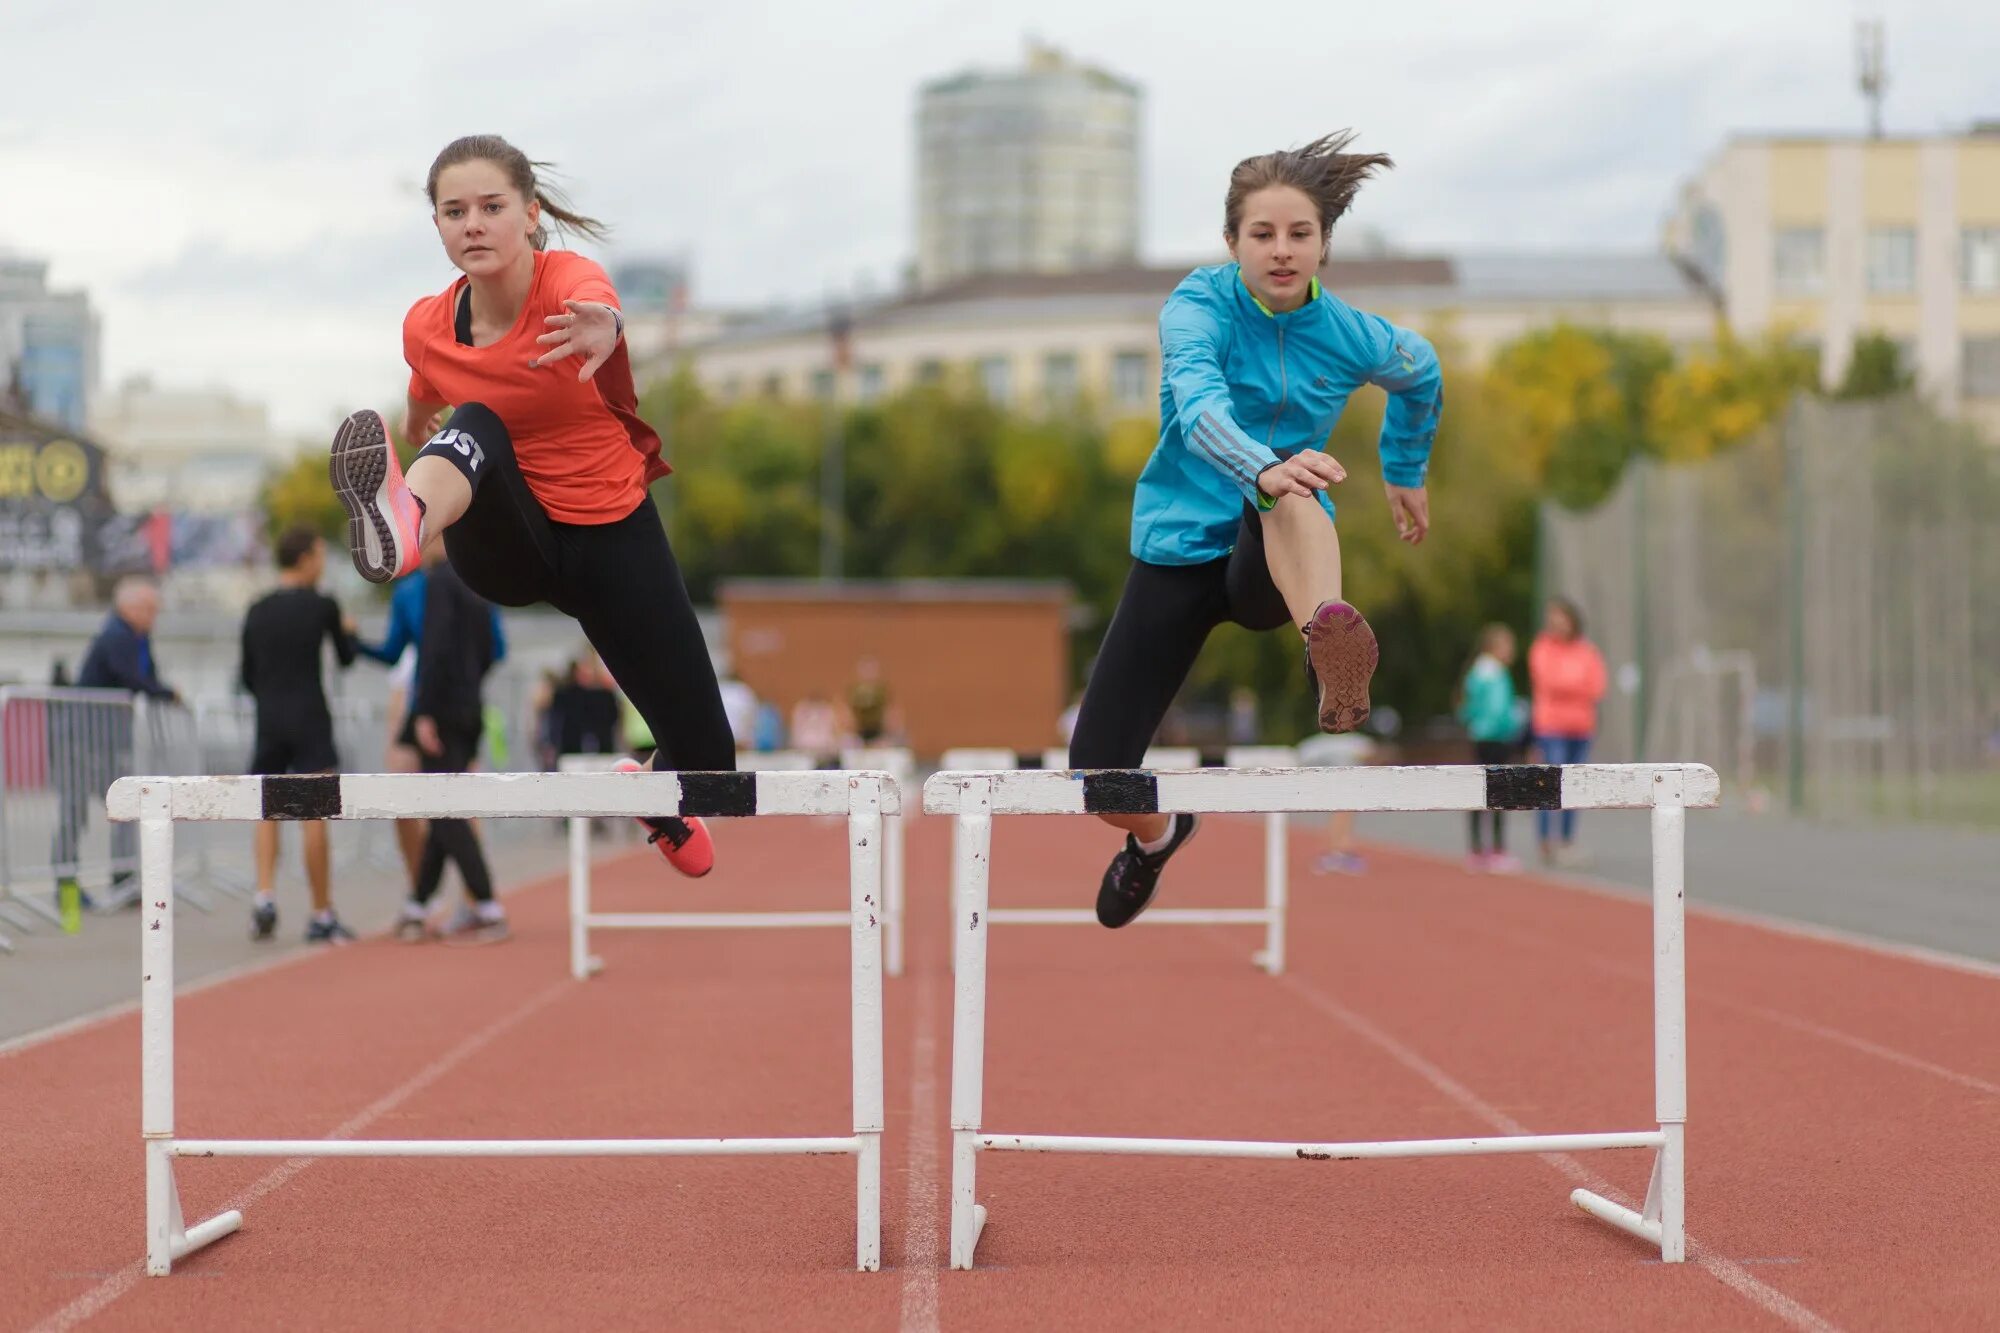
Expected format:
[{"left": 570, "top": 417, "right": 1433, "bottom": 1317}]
[
  {"left": 1571, "top": 1142, "right": 1682, "bottom": 1261},
  {"left": 1571, "top": 1189, "right": 1659, "bottom": 1247},
  {"left": 150, "top": 1159, "right": 243, "bottom": 1275},
  {"left": 583, "top": 911, "right": 855, "bottom": 930},
  {"left": 170, "top": 1135, "right": 860, "bottom": 1157},
  {"left": 975, "top": 1129, "right": 1664, "bottom": 1160},
  {"left": 983, "top": 908, "right": 1270, "bottom": 927}
]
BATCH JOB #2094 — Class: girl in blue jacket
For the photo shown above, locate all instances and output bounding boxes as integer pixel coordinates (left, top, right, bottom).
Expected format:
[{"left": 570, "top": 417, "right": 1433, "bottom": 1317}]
[{"left": 1070, "top": 130, "right": 1443, "bottom": 929}]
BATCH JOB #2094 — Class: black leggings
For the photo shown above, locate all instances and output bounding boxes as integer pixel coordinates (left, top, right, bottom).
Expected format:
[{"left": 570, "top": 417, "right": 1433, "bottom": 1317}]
[
  {"left": 413, "top": 719, "right": 493, "bottom": 905},
  {"left": 1069, "top": 505, "right": 1291, "bottom": 768},
  {"left": 1468, "top": 740, "right": 1515, "bottom": 852},
  {"left": 417, "top": 403, "right": 736, "bottom": 773}
]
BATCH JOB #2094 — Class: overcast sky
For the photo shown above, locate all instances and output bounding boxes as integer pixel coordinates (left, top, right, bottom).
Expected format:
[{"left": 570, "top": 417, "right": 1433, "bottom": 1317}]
[{"left": 1, "top": 0, "right": 1989, "bottom": 436}]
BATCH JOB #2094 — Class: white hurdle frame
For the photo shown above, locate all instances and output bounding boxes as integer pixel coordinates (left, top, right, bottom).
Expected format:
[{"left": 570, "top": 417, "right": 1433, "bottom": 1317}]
[
  {"left": 938, "top": 746, "right": 1296, "bottom": 973},
  {"left": 926, "top": 762, "right": 1717, "bottom": 1269},
  {"left": 561, "top": 748, "right": 911, "bottom": 981},
  {"left": 108, "top": 767, "right": 896, "bottom": 1274}
]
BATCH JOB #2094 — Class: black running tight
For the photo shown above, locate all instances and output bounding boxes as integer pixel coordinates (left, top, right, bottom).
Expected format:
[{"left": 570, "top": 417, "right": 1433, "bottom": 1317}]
[
  {"left": 1068, "top": 504, "right": 1292, "bottom": 769},
  {"left": 415, "top": 403, "right": 736, "bottom": 773}
]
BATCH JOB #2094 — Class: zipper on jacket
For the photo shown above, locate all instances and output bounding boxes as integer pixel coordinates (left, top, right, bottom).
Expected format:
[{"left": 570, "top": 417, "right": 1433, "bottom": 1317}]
[{"left": 1267, "top": 325, "right": 1289, "bottom": 445}]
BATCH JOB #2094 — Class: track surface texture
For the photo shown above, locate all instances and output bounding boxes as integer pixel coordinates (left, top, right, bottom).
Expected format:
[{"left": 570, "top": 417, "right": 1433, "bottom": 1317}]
[{"left": 5, "top": 809, "right": 1996, "bottom": 1331}]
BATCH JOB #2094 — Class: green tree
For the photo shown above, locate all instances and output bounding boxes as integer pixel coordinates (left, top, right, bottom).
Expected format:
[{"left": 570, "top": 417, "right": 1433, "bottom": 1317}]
[
  {"left": 1833, "top": 332, "right": 1915, "bottom": 400},
  {"left": 258, "top": 450, "right": 346, "bottom": 544}
]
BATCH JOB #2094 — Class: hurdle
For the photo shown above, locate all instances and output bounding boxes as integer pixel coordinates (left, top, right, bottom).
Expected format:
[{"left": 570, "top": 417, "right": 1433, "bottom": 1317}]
[
  {"left": 937, "top": 746, "right": 1297, "bottom": 972},
  {"left": 560, "top": 748, "right": 913, "bottom": 980},
  {"left": 926, "top": 761, "right": 1718, "bottom": 1268},
  {"left": 108, "top": 766, "right": 896, "bottom": 1274}
]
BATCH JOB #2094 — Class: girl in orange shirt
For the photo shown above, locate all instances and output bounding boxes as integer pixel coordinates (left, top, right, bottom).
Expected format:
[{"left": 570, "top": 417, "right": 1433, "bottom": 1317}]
[
  {"left": 1526, "top": 597, "right": 1608, "bottom": 866},
  {"left": 329, "top": 135, "right": 729, "bottom": 879}
]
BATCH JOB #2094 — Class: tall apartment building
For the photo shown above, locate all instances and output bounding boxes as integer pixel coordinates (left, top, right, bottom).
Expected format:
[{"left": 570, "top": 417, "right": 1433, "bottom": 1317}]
[
  {"left": 1664, "top": 125, "right": 2000, "bottom": 435},
  {"left": 0, "top": 253, "right": 99, "bottom": 433},
  {"left": 914, "top": 42, "right": 1142, "bottom": 290}
]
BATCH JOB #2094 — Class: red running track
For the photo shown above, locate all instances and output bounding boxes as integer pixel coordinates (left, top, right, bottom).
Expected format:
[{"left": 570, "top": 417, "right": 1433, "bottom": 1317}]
[{"left": 3, "top": 811, "right": 1997, "bottom": 1331}]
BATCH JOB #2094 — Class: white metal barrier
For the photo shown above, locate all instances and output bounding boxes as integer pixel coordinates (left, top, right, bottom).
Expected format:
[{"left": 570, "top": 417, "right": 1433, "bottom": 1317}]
[
  {"left": 0, "top": 686, "right": 189, "bottom": 926},
  {"left": 560, "top": 748, "right": 912, "bottom": 981},
  {"left": 937, "top": 746, "right": 1296, "bottom": 972},
  {"left": 108, "top": 766, "right": 897, "bottom": 1274},
  {"left": 925, "top": 761, "right": 1719, "bottom": 1269}
]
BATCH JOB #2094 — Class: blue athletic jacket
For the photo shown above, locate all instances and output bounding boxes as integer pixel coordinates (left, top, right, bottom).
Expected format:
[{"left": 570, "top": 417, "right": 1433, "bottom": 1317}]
[
  {"left": 357, "top": 571, "right": 507, "bottom": 671},
  {"left": 1133, "top": 263, "right": 1443, "bottom": 565}
]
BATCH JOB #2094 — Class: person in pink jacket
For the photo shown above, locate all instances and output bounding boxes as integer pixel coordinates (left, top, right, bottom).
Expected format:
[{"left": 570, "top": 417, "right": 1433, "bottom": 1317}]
[{"left": 1527, "top": 597, "right": 1607, "bottom": 866}]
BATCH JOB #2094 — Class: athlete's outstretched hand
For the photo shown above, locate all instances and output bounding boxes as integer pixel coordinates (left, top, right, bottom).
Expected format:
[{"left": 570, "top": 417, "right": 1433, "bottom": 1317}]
[
  {"left": 1385, "top": 483, "right": 1430, "bottom": 545},
  {"left": 532, "top": 300, "right": 621, "bottom": 382},
  {"left": 1255, "top": 450, "right": 1347, "bottom": 499}
]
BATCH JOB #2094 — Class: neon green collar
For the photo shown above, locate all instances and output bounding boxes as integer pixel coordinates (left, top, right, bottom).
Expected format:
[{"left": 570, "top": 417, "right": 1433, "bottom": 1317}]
[{"left": 1238, "top": 267, "right": 1321, "bottom": 316}]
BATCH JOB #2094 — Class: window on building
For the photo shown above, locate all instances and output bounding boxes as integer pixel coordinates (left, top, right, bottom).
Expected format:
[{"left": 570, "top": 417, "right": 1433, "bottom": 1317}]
[
  {"left": 1773, "top": 228, "right": 1825, "bottom": 296},
  {"left": 1865, "top": 228, "right": 1916, "bottom": 294},
  {"left": 978, "top": 356, "right": 1012, "bottom": 404},
  {"left": 857, "top": 364, "right": 886, "bottom": 404},
  {"left": 810, "top": 369, "right": 835, "bottom": 402},
  {"left": 1964, "top": 228, "right": 2000, "bottom": 293},
  {"left": 1964, "top": 337, "right": 2000, "bottom": 398},
  {"left": 1042, "top": 352, "right": 1079, "bottom": 408},
  {"left": 916, "top": 359, "right": 946, "bottom": 386},
  {"left": 1112, "top": 350, "right": 1151, "bottom": 408},
  {"left": 761, "top": 373, "right": 785, "bottom": 399}
]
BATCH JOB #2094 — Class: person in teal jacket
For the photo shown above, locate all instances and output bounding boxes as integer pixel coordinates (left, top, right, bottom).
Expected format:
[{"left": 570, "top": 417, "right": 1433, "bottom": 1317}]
[
  {"left": 1457, "top": 624, "right": 1523, "bottom": 873},
  {"left": 1069, "top": 129, "right": 1443, "bottom": 929}
]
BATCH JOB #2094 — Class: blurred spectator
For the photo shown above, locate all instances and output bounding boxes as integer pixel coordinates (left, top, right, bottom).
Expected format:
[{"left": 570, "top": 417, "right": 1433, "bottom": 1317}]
[
  {"left": 1457, "top": 623, "right": 1522, "bottom": 874},
  {"left": 791, "top": 694, "right": 841, "bottom": 760},
  {"left": 54, "top": 576, "right": 178, "bottom": 921},
  {"left": 844, "top": 656, "right": 899, "bottom": 745},
  {"left": 239, "top": 527, "right": 361, "bottom": 943},
  {"left": 1528, "top": 597, "right": 1608, "bottom": 867}
]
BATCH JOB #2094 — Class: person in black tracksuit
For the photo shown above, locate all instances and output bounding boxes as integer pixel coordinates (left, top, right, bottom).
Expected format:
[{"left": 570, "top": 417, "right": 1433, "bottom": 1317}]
[
  {"left": 240, "top": 527, "right": 360, "bottom": 943},
  {"left": 396, "top": 542, "right": 505, "bottom": 943}
]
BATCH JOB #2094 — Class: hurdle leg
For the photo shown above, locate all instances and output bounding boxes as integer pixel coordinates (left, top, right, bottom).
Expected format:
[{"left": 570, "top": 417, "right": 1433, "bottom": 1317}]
[
  {"left": 1651, "top": 783, "right": 1689, "bottom": 1262},
  {"left": 567, "top": 815, "right": 601, "bottom": 980},
  {"left": 1571, "top": 775, "right": 1689, "bottom": 1260},
  {"left": 1254, "top": 812, "right": 1288, "bottom": 974},
  {"left": 849, "top": 777, "right": 886, "bottom": 1272},
  {"left": 949, "top": 781, "right": 993, "bottom": 1268},
  {"left": 885, "top": 808, "right": 905, "bottom": 978},
  {"left": 140, "top": 787, "right": 241, "bottom": 1274},
  {"left": 946, "top": 817, "right": 960, "bottom": 974},
  {"left": 142, "top": 787, "right": 177, "bottom": 1274}
]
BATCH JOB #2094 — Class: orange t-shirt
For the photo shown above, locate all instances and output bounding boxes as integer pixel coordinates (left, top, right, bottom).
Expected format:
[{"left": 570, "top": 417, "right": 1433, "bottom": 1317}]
[{"left": 402, "top": 249, "right": 669, "bottom": 524}]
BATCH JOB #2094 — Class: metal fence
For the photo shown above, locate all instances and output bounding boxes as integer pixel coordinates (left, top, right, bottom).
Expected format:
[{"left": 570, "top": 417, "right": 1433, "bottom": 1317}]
[
  {"left": 1541, "top": 393, "right": 2000, "bottom": 826},
  {"left": 0, "top": 684, "right": 553, "bottom": 937}
]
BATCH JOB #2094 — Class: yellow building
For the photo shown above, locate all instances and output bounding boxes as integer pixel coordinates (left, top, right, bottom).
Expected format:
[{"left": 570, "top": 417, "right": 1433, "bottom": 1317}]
[
  {"left": 1664, "top": 126, "right": 2000, "bottom": 435},
  {"left": 659, "top": 253, "right": 1719, "bottom": 413}
]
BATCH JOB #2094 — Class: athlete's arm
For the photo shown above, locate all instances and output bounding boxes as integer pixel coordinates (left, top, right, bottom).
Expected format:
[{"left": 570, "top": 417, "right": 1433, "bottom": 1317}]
[
  {"left": 405, "top": 394, "right": 449, "bottom": 448},
  {"left": 1158, "top": 285, "right": 1287, "bottom": 503},
  {"left": 1355, "top": 312, "right": 1442, "bottom": 544}
]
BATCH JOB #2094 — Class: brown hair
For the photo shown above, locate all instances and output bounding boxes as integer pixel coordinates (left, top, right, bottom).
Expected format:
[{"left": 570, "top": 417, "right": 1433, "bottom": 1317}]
[
  {"left": 425, "top": 135, "right": 609, "bottom": 250},
  {"left": 274, "top": 524, "right": 323, "bottom": 570},
  {"left": 1224, "top": 130, "right": 1393, "bottom": 255}
]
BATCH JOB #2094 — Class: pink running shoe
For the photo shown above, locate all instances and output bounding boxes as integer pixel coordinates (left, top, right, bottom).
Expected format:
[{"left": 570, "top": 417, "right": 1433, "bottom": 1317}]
[
  {"left": 329, "top": 409, "right": 423, "bottom": 584},
  {"left": 1304, "top": 600, "right": 1380, "bottom": 734},
  {"left": 614, "top": 758, "right": 716, "bottom": 879}
]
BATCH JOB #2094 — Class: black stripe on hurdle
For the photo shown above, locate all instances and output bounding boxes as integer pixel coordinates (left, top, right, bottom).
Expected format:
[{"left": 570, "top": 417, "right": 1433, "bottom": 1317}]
[
  {"left": 262, "top": 774, "right": 342, "bottom": 820},
  {"left": 1082, "top": 770, "right": 1160, "bottom": 814},
  {"left": 677, "top": 771, "right": 758, "bottom": 818},
  {"left": 1197, "top": 750, "right": 1228, "bottom": 768},
  {"left": 1016, "top": 751, "right": 1048, "bottom": 769},
  {"left": 1485, "top": 765, "right": 1563, "bottom": 810}
]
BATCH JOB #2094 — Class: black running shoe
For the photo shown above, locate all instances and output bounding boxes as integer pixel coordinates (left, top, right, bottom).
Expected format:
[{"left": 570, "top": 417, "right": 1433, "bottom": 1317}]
[
  {"left": 303, "top": 916, "right": 356, "bottom": 945},
  {"left": 250, "top": 900, "right": 277, "bottom": 941},
  {"left": 1095, "top": 813, "right": 1202, "bottom": 929}
]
